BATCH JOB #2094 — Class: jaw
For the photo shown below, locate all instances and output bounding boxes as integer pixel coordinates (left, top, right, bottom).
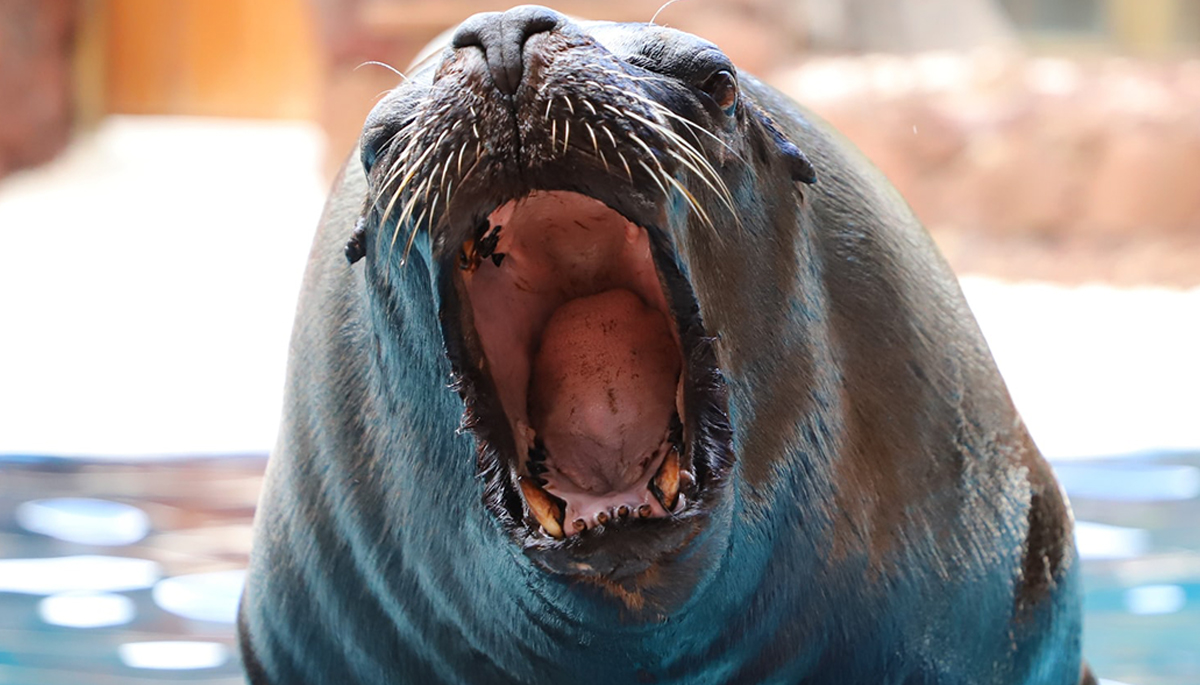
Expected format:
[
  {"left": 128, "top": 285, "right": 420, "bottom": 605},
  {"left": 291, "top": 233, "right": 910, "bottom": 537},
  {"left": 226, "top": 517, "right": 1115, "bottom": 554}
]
[{"left": 440, "top": 190, "right": 733, "bottom": 581}]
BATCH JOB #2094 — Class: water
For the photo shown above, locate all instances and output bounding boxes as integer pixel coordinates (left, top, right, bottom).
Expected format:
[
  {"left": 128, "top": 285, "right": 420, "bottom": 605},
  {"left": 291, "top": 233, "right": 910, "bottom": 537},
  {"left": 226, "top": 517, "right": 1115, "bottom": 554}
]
[{"left": 1, "top": 451, "right": 1196, "bottom": 684}]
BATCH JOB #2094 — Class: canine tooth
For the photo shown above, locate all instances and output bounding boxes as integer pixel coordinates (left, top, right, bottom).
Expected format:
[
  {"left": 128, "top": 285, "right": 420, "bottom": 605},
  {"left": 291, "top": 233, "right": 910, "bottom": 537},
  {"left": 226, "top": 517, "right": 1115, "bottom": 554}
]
[
  {"left": 680, "top": 469, "right": 696, "bottom": 490},
  {"left": 638, "top": 504, "right": 652, "bottom": 518},
  {"left": 519, "top": 477, "right": 564, "bottom": 539},
  {"left": 651, "top": 445, "right": 681, "bottom": 511},
  {"left": 617, "top": 505, "right": 630, "bottom": 518}
]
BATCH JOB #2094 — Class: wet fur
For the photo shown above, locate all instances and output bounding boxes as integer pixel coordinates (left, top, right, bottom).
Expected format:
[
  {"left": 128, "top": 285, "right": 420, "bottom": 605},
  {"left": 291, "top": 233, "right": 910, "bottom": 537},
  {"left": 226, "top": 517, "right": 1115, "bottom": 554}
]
[{"left": 240, "top": 11, "right": 1089, "bottom": 684}]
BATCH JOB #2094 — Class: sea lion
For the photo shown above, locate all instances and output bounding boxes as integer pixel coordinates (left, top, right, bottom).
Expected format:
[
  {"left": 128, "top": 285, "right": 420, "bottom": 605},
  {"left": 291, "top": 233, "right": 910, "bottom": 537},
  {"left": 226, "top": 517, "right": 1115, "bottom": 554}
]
[{"left": 239, "top": 6, "right": 1093, "bottom": 684}]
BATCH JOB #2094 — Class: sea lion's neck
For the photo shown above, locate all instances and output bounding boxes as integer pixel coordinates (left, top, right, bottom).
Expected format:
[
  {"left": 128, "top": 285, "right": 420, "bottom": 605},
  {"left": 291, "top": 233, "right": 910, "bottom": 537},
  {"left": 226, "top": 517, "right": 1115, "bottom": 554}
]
[{"left": 339, "top": 252, "right": 793, "bottom": 680}]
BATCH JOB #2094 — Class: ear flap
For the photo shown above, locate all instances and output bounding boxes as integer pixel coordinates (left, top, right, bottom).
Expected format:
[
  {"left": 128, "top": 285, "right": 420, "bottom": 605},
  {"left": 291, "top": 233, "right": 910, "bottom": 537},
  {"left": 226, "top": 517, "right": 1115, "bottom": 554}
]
[
  {"left": 345, "top": 217, "right": 368, "bottom": 265},
  {"left": 749, "top": 104, "right": 816, "bottom": 185}
]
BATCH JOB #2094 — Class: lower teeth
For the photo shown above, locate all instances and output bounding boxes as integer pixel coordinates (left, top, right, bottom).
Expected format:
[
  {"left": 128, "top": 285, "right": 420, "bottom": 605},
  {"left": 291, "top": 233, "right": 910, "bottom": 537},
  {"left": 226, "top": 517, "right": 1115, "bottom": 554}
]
[{"left": 518, "top": 424, "right": 691, "bottom": 536}]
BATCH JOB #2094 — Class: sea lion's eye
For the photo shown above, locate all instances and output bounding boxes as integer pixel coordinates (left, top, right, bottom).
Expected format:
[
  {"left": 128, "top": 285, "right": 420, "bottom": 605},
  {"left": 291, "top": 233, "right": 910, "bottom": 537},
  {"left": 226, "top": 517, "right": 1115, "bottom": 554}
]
[{"left": 700, "top": 69, "right": 738, "bottom": 114}]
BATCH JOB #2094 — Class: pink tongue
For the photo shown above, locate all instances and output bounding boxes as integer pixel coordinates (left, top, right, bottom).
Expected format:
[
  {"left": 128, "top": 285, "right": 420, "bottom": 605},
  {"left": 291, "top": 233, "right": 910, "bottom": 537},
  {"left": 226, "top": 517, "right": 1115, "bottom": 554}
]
[{"left": 528, "top": 288, "right": 680, "bottom": 494}]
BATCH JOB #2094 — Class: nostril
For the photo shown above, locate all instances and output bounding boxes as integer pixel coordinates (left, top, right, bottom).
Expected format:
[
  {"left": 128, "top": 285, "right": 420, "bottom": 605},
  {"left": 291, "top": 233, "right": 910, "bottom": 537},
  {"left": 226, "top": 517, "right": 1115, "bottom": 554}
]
[
  {"left": 450, "top": 7, "right": 565, "bottom": 96},
  {"left": 450, "top": 24, "right": 485, "bottom": 50},
  {"left": 516, "top": 10, "right": 560, "bottom": 42}
]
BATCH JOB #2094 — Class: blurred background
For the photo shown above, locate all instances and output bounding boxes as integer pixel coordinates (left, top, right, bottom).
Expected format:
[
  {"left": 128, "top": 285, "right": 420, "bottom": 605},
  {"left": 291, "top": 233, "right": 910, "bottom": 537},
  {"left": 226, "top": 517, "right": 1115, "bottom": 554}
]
[{"left": 0, "top": 0, "right": 1197, "bottom": 683}]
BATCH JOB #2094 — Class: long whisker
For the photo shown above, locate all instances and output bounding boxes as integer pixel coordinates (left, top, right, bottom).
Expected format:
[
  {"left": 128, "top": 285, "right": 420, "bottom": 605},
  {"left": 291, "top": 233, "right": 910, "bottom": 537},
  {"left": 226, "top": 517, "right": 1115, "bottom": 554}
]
[
  {"left": 379, "top": 143, "right": 436, "bottom": 228},
  {"left": 387, "top": 177, "right": 430, "bottom": 266},
  {"left": 354, "top": 61, "right": 407, "bottom": 80},
  {"left": 662, "top": 171, "right": 714, "bottom": 230},
  {"left": 616, "top": 107, "right": 739, "bottom": 226},
  {"left": 401, "top": 198, "right": 434, "bottom": 266},
  {"left": 636, "top": 159, "right": 670, "bottom": 198},
  {"left": 592, "top": 71, "right": 745, "bottom": 161},
  {"left": 629, "top": 133, "right": 714, "bottom": 230},
  {"left": 620, "top": 108, "right": 734, "bottom": 196},
  {"left": 616, "top": 151, "right": 634, "bottom": 183},
  {"left": 650, "top": 0, "right": 687, "bottom": 25},
  {"left": 584, "top": 122, "right": 608, "bottom": 172}
]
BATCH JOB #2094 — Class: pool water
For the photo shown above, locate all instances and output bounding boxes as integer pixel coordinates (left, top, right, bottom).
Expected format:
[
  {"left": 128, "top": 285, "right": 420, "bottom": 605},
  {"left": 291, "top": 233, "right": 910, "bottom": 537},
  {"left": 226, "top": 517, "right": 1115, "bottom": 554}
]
[{"left": 0, "top": 451, "right": 1196, "bottom": 684}]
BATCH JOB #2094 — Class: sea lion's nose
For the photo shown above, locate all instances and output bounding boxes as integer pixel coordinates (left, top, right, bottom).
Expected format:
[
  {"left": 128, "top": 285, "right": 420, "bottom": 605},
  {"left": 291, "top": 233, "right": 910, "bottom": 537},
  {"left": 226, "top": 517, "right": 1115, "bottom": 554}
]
[{"left": 451, "top": 5, "right": 564, "bottom": 95}]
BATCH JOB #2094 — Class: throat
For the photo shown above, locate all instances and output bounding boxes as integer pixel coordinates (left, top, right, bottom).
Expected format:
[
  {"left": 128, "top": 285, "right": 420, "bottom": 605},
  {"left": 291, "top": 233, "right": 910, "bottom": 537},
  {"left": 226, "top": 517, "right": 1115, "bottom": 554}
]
[{"left": 529, "top": 288, "right": 680, "bottom": 494}]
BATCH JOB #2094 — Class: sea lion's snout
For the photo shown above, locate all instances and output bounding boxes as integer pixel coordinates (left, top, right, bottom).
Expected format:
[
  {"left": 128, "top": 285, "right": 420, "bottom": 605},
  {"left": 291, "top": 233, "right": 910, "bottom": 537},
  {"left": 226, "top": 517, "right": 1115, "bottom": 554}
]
[{"left": 450, "top": 6, "right": 566, "bottom": 96}]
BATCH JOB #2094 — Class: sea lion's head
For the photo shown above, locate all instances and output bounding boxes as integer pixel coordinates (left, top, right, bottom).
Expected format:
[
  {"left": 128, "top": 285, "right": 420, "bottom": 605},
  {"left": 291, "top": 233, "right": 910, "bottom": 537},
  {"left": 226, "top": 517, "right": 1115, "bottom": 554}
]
[{"left": 351, "top": 5, "right": 815, "bottom": 613}]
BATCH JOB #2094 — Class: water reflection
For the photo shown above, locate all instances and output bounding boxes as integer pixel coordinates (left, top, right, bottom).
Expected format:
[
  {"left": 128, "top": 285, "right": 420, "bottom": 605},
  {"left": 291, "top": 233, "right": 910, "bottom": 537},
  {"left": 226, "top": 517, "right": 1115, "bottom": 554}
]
[
  {"left": 38, "top": 591, "right": 137, "bottom": 628},
  {"left": 0, "top": 451, "right": 1196, "bottom": 683},
  {"left": 1053, "top": 463, "right": 1200, "bottom": 502},
  {"left": 1124, "top": 585, "right": 1187, "bottom": 616},
  {"left": 15, "top": 497, "right": 151, "bottom": 546},
  {"left": 1075, "top": 522, "right": 1152, "bottom": 561},
  {"left": 0, "top": 555, "right": 161, "bottom": 595},
  {"left": 153, "top": 570, "right": 246, "bottom": 624},
  {"left": 118, "top": 641, "right": 230, "bottom": 670}
]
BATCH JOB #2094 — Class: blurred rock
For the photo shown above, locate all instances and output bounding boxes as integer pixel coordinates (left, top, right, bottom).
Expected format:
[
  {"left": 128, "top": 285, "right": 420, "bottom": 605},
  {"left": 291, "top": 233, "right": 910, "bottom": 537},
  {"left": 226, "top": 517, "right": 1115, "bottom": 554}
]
[
  {"left": 773, "top": 53, "right": 1200, "bottom": 286},
  {"left": 802, "top": 0, "right": 1017, "bottom": 54}
]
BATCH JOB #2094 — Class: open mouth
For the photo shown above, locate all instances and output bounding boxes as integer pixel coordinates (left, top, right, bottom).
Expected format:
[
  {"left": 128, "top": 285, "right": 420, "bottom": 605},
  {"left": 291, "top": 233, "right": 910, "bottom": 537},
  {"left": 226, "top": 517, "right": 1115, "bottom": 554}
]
[{"left": 451, "top": 190, "right": 728, "bottom": 550}]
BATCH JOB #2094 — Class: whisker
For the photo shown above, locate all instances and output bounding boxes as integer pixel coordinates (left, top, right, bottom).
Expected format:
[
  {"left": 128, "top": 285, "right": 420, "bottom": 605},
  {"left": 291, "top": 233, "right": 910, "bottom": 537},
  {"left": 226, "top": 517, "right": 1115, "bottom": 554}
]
[
  {"left": 401, "top": 197, "right": 435, "bottom": 266},
  {"left": 381, "top": 131, "right": 442, "bottom": 225},
  {"left": 617, "top": 107, "right": 738, "bottom": 222},
  {"left": 387, "top": 177, "right": 430, "bottom": 266},
  {"left": 600, "top": 124, "right": 617, "bottom": 149},
  {"left": 636, "top": 159, "right": 669, "bottom": 198},
  {"left": 667, "top": 149, "right": 737, "bottom": 221},
  {"left": 584, "top": 122, "right": 602, "bottom": 158},
  {"left": 595, "top": 146, "right": 610, "bottom": 173},
  {"left": 628, "top": 133, "right": 713, "bottom": 229},
  {"left": 650, "top": 0, "right": 688, "bottom": 26},
  {"left": 616, "top": 151, "right": 634, "bottom": 182},
  {"left": 663, "top": 172, "right": 714, "bottom": 230},
  {"left": 354, "top": 60, "right": 406, "bottom": 79},
  {"left": 469, "top": 106, "right": 481, "bottom": 140},
  {"left": 400, "top": 208, "right": 428, "bottom": 266},
  {"left": 439, "top": 151, "right": 455, "bottom": 196}
]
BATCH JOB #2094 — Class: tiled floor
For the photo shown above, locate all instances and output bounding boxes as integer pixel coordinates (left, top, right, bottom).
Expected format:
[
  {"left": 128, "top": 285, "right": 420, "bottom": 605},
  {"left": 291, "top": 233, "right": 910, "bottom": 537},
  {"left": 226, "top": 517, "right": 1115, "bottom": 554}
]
[{"left": 1, "top": 117, "right": 1197, "bottom": 683}]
